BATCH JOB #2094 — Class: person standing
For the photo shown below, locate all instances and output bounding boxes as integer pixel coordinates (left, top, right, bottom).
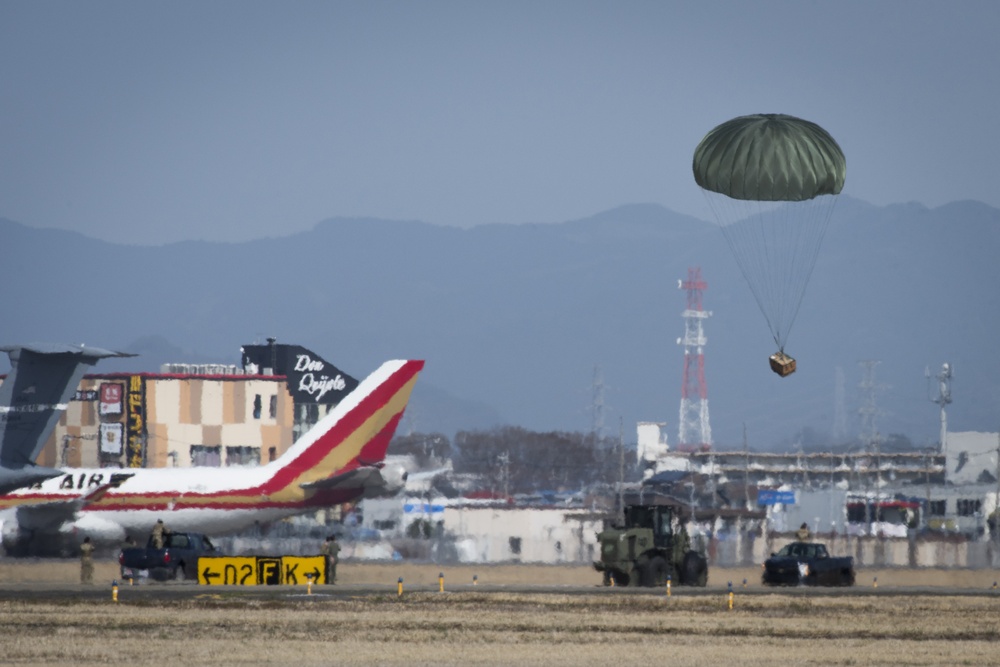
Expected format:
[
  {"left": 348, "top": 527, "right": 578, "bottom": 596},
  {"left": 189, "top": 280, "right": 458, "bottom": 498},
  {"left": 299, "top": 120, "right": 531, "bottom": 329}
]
[
  {"left": 321, "top": 535, "right": 341, "bottom": 584},
  {"left": 797, "top": 522, "right": 812, "bottom": 541},
  {"left": 151, "top": 519, "right": 168, "bottom": 549},
  {"left": 80, "top": 537, "right": 95, "bottom": 584},
  {"left": 672, "top": 517, "right": 691, "bottom": 572}
]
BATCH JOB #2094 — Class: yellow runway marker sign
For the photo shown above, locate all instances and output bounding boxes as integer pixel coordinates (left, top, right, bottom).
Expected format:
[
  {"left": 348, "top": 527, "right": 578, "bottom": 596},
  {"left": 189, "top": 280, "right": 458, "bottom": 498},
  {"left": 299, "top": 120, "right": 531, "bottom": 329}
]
[
  {"left": 281, "top": 556, "right": 326, "bottom": 586},
  {"left": 199, "top": 557, "right": 258, "bottom": 586},
  {"left": 198, "top": 556, "right": 326, "bottom": 586}
]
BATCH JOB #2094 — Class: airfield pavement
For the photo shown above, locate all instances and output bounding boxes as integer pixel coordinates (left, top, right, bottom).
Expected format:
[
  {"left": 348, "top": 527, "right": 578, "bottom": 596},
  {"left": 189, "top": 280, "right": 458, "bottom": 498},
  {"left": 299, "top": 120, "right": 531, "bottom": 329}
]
[{"left": 2, "top": 556, "right": 999, "bottom": 589}]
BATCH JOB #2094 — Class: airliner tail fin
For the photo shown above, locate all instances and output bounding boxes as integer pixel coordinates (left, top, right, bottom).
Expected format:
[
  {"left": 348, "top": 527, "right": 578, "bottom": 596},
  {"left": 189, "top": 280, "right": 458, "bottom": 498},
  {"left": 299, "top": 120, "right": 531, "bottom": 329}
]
[{"left": 263, "top": 359, "right": 423, "bottom": 496}]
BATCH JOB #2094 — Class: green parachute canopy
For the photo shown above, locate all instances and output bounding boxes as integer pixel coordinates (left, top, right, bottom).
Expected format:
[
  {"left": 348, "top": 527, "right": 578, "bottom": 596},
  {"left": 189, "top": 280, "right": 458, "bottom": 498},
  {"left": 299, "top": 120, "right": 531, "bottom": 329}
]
[
  {"left": 693, "top": 113, "right": 845, "bottom": 202},
  {"left": 692, "top": 114, "right": 846, "bottom": 360}
]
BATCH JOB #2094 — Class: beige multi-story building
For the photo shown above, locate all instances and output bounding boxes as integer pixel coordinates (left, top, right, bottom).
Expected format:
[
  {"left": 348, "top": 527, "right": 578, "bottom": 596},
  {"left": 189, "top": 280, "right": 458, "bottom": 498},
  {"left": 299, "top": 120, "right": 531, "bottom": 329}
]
[
  {"left": 9, "top": 340, "right": 361, "bottom": 471},
  {"left": 37, "top": 370, "right": 295, "bottom": 470}
]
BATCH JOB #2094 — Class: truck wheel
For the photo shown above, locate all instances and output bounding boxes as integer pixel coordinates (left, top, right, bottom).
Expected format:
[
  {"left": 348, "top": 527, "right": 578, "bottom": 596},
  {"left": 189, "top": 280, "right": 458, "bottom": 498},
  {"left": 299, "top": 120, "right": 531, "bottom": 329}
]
[
  {"left": 682, "top": 551, "right": 708, "bottom": 587},
  {"left": 611, "top": 570, "right": 633, "bottom": 587},
  {"left": 641, "top": 557, "right": 669, "bottom": 587},
  {"left": 173, "top": 563, "right": 186, "bottom": 581}
]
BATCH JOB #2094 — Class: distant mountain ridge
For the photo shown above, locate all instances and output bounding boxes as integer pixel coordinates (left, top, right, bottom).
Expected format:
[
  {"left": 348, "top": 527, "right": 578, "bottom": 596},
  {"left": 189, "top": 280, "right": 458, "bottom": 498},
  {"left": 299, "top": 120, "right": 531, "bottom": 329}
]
[{"left": 2, "top": 197, "right": 998, "bottom": 450}]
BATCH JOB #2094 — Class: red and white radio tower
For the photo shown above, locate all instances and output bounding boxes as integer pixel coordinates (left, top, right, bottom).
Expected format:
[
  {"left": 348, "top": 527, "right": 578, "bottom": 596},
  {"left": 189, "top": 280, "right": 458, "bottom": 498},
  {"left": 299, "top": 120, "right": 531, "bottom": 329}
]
[{"left": 677, "top": 267, "right": 712, "bottom": 452}]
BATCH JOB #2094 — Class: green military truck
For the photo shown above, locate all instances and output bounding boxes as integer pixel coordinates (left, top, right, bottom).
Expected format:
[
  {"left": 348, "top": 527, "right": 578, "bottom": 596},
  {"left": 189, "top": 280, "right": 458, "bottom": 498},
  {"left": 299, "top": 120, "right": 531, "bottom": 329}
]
[{"left": 594, "top": 493, "right": 708, "bottom": 587}]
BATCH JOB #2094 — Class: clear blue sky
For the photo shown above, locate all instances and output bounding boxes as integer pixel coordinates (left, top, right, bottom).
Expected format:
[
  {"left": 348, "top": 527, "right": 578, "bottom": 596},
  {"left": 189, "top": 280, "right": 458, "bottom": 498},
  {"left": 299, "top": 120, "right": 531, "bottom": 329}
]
[{"left": 2, "top": 1, "right": 998, "bottom": 245}]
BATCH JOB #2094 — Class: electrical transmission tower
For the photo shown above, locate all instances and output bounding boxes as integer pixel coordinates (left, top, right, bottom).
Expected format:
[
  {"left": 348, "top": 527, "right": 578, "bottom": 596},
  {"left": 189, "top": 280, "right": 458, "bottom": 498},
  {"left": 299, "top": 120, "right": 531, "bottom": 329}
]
[
  {"left": 858, "top": 360, "right": 884, "bottom": 453},
  {"left": 677, "top": 267, "right": 712, "bottom": 452}
]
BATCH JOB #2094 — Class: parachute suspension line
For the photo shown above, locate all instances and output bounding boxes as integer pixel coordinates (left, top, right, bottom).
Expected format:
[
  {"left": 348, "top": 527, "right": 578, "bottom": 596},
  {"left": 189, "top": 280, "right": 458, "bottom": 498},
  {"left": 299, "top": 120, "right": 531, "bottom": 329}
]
[
  {"left": 779, "top": 195, "right": 839, "bottom": 350},
  {"left": 704, "top": 193, "right": 837, "bottom": 351},
  {"left": 705, "top": 192, "right": 781, "bottom": 345}
]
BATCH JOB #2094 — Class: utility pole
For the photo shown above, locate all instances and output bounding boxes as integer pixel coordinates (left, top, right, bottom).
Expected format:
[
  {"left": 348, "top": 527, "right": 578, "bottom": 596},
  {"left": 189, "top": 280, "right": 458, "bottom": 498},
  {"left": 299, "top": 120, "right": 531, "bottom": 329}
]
[
  {"left": 833, "top": 366, "right": 848, "bottom": 444},
  {"left": 498, "top": 451, "right": 510, "bottom": 501},
  {"left": 925, "top": 446, "right": 932, "bottom": 532},
  {"left": 858, "top": 359, "right": 884, "bottom": 536},
  {"left": 863, "top": 454, "right": 871, "bottom": 537},
  {"left": 830, "top": 448, "right": 837, "bottom": 534},
  {"left": 994, "top": 433, "right": 1000, "bottom": 546},
  {"left": 874, "top": 431, "right": 882, "bottom": 539},
  {"left": 743, "top": 423, "right": 751, "bottom": 510},
  {"left": 590, "top": 364, "right": 606, "bottom": 442},
  {"left": 830, "top": 448, "right": 835, "bottom": 489},
  {"left": 617, "top": 417, "right": 625, "bottom": 526}
]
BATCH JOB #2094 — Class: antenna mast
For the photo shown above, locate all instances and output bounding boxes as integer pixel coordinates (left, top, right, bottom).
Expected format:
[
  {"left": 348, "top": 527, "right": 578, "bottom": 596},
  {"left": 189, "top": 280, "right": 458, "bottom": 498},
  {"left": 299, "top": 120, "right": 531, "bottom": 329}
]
[
  {"left": 928, "top": 363, "right": 952, "bottom": 457},
  {"left": 677, "top": 267, "right": 712, "bottom": 452}
]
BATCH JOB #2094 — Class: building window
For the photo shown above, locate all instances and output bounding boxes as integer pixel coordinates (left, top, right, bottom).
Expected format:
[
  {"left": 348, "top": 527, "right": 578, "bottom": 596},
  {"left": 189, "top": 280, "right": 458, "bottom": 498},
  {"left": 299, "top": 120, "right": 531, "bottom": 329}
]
[
  {"left": 957, "top": 499, "right": 981, "bottom": 516},
  {"left": 253, "top": 395, "right": 262, "bottom": 419},
  {"left": 269, "top": 395, "right": 277, "bottom": 419},
  {"left": 268, "top": 447, "right": 277, "bottom": 462},
  {"left": 190, "top": 445, "right": 222, "bottom": 467},
  {"left": 226, "top": 446, "right": 260, "bottom": 467},
  {"left": 929, "top": 500, "right": 946, "bottom": 517}
]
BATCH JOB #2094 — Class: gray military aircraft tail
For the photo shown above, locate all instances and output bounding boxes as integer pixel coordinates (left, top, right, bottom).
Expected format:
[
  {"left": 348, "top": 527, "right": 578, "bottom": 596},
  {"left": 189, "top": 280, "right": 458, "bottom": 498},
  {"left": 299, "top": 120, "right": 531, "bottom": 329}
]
[{"left": 0, "top": 343, "right": 131, "bottom": 493}]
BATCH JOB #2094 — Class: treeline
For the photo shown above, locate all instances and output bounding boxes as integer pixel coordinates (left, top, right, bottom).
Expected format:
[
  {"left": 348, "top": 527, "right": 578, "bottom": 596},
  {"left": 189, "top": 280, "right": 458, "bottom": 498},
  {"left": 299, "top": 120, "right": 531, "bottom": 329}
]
[{"left": 390, "top": 426, "right": 640, "bottom": 496}]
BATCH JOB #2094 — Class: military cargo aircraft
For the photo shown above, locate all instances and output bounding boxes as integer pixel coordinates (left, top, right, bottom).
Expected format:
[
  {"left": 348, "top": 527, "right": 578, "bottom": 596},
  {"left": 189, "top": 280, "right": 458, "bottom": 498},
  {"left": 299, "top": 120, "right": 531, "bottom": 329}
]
[{"left": 0, "top": 343, "right": 131, "bottom": 494}]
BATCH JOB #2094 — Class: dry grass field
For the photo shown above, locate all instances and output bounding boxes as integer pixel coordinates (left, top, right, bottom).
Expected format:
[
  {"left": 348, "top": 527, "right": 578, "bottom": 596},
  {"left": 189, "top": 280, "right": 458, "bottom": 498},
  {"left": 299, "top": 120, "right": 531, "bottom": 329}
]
[{"left": 2, "top": 559, "right": 999, "bottom": 666}]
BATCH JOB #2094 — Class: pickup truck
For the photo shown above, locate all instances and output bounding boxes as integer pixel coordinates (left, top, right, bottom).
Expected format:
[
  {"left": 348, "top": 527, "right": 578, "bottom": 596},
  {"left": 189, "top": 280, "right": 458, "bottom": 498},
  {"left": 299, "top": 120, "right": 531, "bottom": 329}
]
[
  {"left": 761, "top": 541, "right": 855, "bottom": 586},
  {"left": 119, "top": 532, "right": 218, "bottom": 581}
]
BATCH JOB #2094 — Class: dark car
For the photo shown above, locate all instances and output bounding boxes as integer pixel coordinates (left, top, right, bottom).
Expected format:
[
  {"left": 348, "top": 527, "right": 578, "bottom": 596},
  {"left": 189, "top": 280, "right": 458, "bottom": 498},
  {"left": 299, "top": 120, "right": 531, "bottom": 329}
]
[{"left": 762, "top": 541, "right": 855, "bottom": 587}]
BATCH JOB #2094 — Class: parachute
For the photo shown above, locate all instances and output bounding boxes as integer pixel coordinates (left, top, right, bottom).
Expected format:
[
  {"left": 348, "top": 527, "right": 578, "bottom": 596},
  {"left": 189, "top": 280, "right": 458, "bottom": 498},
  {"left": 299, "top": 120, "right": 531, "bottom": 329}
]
[{"left": 692, "top": 114, "right": 846, "bottom": 376}]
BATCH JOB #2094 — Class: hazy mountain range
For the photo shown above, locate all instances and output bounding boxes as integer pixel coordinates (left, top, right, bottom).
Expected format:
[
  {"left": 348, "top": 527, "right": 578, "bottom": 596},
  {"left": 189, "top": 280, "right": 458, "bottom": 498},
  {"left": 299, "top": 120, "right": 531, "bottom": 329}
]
[{"left": 3, "top": 197, "right": 998, "bottom": 451}]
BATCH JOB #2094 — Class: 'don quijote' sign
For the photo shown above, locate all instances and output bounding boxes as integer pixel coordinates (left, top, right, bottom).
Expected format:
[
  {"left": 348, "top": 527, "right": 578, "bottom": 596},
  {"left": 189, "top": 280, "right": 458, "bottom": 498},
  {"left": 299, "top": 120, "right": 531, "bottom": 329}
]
[{"left": 241, "top": 343, "right": 359, "bottom": 405}]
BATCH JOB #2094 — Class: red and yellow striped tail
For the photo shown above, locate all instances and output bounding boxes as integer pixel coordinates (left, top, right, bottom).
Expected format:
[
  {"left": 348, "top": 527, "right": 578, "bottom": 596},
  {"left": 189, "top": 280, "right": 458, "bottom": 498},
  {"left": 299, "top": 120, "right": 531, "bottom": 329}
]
[{"left": 261, "top": 359, "right": 423, "bottom": 500}]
